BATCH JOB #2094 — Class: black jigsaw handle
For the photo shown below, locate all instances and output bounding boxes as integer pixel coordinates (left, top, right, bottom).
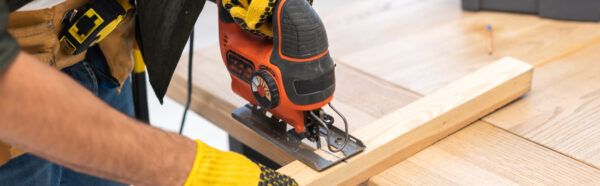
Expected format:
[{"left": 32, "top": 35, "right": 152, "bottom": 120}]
[{"left": 270, "top": 0, "right": 336, "bottom": 106}]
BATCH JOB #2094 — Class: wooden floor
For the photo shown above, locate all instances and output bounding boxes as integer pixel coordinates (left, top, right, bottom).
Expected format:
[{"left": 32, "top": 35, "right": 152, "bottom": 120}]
[{"left": 167, "top": 0, "right": 600, "bottom": 184}]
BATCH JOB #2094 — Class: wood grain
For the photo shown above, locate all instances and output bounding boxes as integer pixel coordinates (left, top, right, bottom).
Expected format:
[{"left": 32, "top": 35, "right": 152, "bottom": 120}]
[
  {"left": 277, "top": 57, "right": 533, "bottom": 185},
  {"left": 367, "top": 121, "right": 600, "bottom": 185},
  {"left": 484, "top": 42, "right": 600, "bottom": 169},
  {"left": 321, "top": 0, "right": 463, "bottom": 57},
  {"left": 166, "top": 45, "right": 421, "bottom": 165},
  {"left": 322, "top": 0, "right": 600, "bottom": 95}
]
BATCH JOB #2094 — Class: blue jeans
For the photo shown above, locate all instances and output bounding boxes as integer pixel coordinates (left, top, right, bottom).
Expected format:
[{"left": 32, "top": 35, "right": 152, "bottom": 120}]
[{"left": 0, "top": 46, "right": 133, "bottom": 186}]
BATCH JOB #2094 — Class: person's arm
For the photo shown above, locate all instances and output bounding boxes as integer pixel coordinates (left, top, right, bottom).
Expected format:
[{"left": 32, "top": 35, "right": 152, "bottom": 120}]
[
  {"left": 0, "top": 0, "right": 297, "bottom": 185},
  {"left": 0, "top": 52, "right": 197, "bottom": 185}
]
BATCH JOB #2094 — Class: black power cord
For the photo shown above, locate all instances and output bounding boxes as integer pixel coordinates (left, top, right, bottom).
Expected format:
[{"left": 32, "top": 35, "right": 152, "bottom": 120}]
[
  {"left": 179, "top": 30, "right": 194, "bottom": 134},
  {"left": 179, "top": 0, "right": 215, "bottom": 133}
]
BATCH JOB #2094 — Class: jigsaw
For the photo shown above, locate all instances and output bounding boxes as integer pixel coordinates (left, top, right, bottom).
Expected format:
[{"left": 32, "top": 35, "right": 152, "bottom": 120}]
[{"left": 217, "top": 0, "right": 365, "bottom": 171}]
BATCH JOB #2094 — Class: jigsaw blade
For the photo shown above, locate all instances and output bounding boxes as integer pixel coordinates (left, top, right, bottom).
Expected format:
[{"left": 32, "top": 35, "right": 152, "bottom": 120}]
[{"left": 232, "top": 104, "right": 365, "bottom": 171}]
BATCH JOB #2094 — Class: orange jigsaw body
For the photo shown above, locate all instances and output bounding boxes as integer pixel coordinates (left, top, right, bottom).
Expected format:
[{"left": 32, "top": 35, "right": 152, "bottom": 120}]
[
  {"left": 218, "top": 0, "right": 334, "bottom": 133},
  {"left": 216, "top": 0, "right": 367, "bottom": 171}
]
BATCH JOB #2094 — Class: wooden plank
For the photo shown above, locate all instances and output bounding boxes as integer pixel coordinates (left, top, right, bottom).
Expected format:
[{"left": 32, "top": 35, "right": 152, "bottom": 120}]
[
  {"left": 483, "top": 42, "right": 600, "bottom": 168},
  {"left": 322, "top": 0, "right": 600, "bottom": 95},
  {"left": 367, "top": 121, "right": 600, "bottom": 185},
  {"left": 277, "top": 57, "right": 534, "bottom": 185},
  {"left": 166, "top": 45, "right": 421, "bottom": 165}
]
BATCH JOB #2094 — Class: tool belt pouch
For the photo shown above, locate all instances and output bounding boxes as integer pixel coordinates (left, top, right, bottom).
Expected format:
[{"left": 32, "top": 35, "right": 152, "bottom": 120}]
[
  {"left": 7, "top": 0, "right": 134, "bottom": 69},
  {"left": 59, "top": 0, "right": 129, "bottom": 55},
  {"left": 0, "top": 0, "right": 135, "bottom": 166}
]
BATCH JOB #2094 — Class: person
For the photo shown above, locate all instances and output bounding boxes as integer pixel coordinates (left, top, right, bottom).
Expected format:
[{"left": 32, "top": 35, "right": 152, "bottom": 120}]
[{"left": 0, "top": 0, "right": 300, "bottom": 185}]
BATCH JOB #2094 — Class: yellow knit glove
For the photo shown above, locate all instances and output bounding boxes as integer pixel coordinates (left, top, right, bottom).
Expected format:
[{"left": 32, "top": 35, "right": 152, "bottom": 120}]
[
  {"left": 184, "top": 140, "right": 298, "bottom": 186},
  {"left": 222, "top": 0, "right": 313, "bottom": 38}
]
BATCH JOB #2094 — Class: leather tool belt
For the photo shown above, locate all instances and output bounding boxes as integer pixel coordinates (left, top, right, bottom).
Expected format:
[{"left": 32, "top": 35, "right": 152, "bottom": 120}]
[
  {"left": 0, "top": 0, "right": 136, "bottom": 166},
  {"left": 59, "top": 0, "right": 132, "bottom": 55}
]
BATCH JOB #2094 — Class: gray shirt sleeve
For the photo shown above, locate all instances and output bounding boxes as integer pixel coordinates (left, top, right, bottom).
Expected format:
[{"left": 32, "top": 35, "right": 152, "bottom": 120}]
[{"left": 0, "top": 0, "right": 20, "bottom": 75}]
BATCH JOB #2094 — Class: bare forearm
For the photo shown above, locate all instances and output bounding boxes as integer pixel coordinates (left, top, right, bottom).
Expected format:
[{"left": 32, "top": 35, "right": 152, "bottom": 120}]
[{"left": 0, "top": 52, "right": 195, "bottom": 185}]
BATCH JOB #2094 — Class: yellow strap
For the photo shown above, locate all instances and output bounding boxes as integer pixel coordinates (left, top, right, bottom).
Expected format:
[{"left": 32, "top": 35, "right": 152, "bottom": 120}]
[
  {"left": 117, "top": 0, "right": 134, "bottom": 11},
  {"left": 95, "top": 15, "right": 124, "bottom": 43},
  {"left": 184, "top": 140, "right": 261, "bottom": 186},
  {"left": 133, "top": 48, "right": 146, "bottom": 73},
  {"left": 96, "top": 0, "right": 134, "bottom": 43}
]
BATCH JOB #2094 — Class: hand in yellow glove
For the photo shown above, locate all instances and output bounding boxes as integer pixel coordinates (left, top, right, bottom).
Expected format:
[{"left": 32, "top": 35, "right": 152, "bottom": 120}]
[
  {"left": 184, "top": 140, "right": 298, "bottom": 186},
  {"left": 222, "top": 0, "right": 313, "bottom": 38}
]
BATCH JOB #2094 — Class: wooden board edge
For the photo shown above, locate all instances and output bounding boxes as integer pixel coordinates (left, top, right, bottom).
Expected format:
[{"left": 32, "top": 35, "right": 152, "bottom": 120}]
[{"left": 277, "top": 57, "right": 534, "bottom": 185}]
